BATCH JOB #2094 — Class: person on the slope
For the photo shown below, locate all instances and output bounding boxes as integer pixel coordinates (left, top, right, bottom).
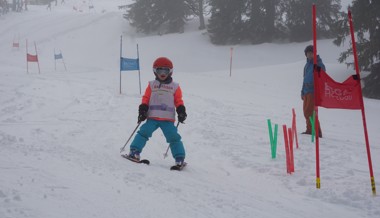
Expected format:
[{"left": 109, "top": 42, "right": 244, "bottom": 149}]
[
  {"left": 301, "top": 45, "right": 325, "bottom": 137},
  {"left": 127, "top": 57, "right": 187, "bottom": 166}
]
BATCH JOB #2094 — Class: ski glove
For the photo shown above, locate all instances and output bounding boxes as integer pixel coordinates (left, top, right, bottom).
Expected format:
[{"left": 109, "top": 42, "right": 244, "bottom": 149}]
[
  {"left": 313, "top": 64, "right": 322, "bottom": 72},
  {"left": 176, "top": 105, "right": 187, "bottom": 123},
  {"left": 138, "top": 104, "right": 149, "bottom": 123}
]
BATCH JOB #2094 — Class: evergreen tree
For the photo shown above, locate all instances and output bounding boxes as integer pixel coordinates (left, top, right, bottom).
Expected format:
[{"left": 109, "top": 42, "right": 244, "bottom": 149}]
[
  {"left": 245, "top": 0, "right": 281, "bottom": 44},
  {"left": 124, "top": 0, "right": 161, "bottom": 34},
  {"left": 207, "top": 0, "right": 246, "bottom": 44},
  {"left": 245, "top": 0, "right": 267, "bottom": 44},
  {"left": 262, "top": 0, "right": 277, "bottom": 40},
  {"left": 280, "top": 0, "right": 341, "bottom": 42},
  {"left": 125, "top": 0, "right": 191, "bottom": 34},
  {"left": 166, "top": 0, "right": 188, "bottom": 33},
  {"left": 334, "top": 0, "right": 380, "bottom": 99},
  {"left": 207, "top": 0, "right": 340, "bottom": 45}
]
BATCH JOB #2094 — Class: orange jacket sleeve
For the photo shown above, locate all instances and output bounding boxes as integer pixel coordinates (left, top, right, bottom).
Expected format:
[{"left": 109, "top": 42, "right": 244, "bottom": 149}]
[
  {"left": 141, "top": 83, "right": 151, "bottom": 105},
  {"left": 174, "top": 85, "right": 184, "bottom": 108}
]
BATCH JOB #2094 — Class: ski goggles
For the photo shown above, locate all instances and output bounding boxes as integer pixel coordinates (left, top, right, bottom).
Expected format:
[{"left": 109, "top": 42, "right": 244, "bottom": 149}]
[{"left": 154, "top": 67, "right": 172, "bottom": 75}]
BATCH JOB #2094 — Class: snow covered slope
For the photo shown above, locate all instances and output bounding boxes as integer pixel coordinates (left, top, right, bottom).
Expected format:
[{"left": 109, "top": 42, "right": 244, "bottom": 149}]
[{"left": 0, "top": 1, "right": 379, "bottom": 218}]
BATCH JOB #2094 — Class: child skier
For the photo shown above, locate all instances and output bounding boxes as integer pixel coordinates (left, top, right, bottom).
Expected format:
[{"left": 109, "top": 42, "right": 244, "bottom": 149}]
[{"left": 127, "top": 57, "right": 187, "bottom": 167}]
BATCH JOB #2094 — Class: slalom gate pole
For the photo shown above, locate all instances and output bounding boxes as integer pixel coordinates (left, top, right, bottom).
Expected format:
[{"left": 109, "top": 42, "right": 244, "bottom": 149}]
[
  {"left": 309, "top": 111, "right": 315, "bottom": 142},
  {"left": 163, "top": 122, "right": 180, "bottom": 158},
  {"left": 54, "top": 48, "right": 57, "bottom": 71},
  {"left": 273, "top": 123, "right": 278, "bottom": 158},
  {"left": 137, "top": 44, "right": 141, "bottom": 95},
  {"left": 34, "top": 42, "right": 40, "bottom": 74},
  {"left": 288, "top": 127, "right": 294, "bottom": 173},
  {"left": 119, "top": 35, "right": 122, "bottom": 94},
  {"left": 61, "top": 50, "right": 67, "bottom": 71},
  {"left": 312, "top": 4, "right": 321, "bottom": 189},
  {"left": 120, "top": 121, "right": 141, "bottom": 153},
  {"left": 292, "top": 108, "right": 299, "bottom": 149},
  {"left": 267, "top": 119, "right": 278, "bottom": 158},
  {"left": 26, "top": 39, "right": 29, "bottom": 74},
  {"left": 283, "top": 125, "right": 291, "bottom": 174},
  {"left": 267, "top": 119, "right": 274, "bottom": 158},
  {"left": 348, "top": 10, "right": 376, "bottom": 195}
]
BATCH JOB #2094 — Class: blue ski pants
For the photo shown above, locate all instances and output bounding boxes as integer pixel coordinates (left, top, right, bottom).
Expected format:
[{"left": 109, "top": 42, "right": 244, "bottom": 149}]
[{"left": 130, "top": 119, "right": 185, "bottom": 159}]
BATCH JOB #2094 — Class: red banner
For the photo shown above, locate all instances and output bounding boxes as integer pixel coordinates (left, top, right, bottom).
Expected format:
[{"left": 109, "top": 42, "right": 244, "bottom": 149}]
[
  {"left": 27, "top": 53, "right": 38, "bottom": 62},
  {"left": 314, "top": 69, "right": 362, "bottom": 110}
]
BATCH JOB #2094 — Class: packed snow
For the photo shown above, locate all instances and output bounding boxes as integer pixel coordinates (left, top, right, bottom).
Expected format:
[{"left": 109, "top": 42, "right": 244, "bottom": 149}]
[{"left": 0, "top": 0, "right": 379, "bottom": 218}]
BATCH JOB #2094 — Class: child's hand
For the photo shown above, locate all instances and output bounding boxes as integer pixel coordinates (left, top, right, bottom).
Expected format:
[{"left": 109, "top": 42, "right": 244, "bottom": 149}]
[
  {"left": 138, "top": 113, "right": 147, "bottom": 123},
  {"left": 138, "top": 104, "right": 149, "bottom": 122},
  {"left": 178, "top": 113, "right": 187, "bottom": 123},
  {"left": 176, "top": 105, "right": 187, "bottom": 123}
]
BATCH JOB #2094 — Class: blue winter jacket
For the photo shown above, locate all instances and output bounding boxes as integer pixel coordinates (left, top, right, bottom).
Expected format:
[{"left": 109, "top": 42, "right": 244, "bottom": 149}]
[{"left": 301, "top": 55, "right": 326, "bottom": 97}]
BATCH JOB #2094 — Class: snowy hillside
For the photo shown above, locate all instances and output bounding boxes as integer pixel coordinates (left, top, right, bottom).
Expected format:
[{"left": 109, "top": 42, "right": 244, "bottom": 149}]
[{"left": 0, "top": 1, "right": 379, "bottom": 218}]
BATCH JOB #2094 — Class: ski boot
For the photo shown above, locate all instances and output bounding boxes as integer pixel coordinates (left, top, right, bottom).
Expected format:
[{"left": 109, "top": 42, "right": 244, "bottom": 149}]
[{"left": 128, "top": 149, "right": 140, "bottom": 161}]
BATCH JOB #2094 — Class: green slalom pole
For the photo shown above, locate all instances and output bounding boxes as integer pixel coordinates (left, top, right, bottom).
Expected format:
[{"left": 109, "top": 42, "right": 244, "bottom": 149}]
[
  {"left": 267, "top": 119, "right": 274, "bottom": 158},
  {"left": 267, "top": 119, "right": 278, "bottom": 158},
  {"left": 273, "top": 123, "right": 278, "bottom": 158},
  {"left": 309, "top": 111, "right": 316, "bottom": 142}
]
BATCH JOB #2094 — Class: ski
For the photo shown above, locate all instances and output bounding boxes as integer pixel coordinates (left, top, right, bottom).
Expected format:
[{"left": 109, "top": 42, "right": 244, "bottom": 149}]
[
  {"left": 170, "top": 162, "right": 187, "bottom": 171},
  {"left": 121, "top": 154, "right": 150, "bottom": 165}
]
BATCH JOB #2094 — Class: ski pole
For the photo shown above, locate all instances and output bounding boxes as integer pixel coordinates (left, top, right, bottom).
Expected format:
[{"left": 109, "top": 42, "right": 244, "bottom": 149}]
[
  {"left": 120, "top": 121, "right": 141, "bottom": 153},
  {"left": 163, "top": 122, "right": 180, "bottom": 158}
]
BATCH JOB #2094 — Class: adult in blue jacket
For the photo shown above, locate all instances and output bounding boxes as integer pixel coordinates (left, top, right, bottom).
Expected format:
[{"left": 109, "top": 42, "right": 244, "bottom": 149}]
[{"left": 301, "top": 45, "right": 325, "bottom": 137}]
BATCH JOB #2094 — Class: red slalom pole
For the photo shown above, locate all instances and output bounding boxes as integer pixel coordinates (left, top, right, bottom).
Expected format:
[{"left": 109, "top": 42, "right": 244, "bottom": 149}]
[
  {"left": 348, "top": 10, "right": 376, "bottom": 195},
  {"left": 312, "top": 4, "right": 321, "bottom": 189},
  {"left": 283, "top": 125, "right": 291, "bottom": 174},
  {"left": 288, "top": 127, "right": 295, "bottom": 173},
  {"left": 34, "top": 42, "right": 40, "bottom": 74},
  {"left": 292, "top": 108, "right": 299, "bottom": 149}
]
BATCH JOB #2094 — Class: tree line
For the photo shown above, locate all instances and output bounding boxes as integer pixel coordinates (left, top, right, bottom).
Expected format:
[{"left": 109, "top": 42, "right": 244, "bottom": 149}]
[
  {"left": 123, "top": 0, "right": 380, "bottom": 99},
  {"left": 334, "top": 0, "right": 380, "bottom": 99},
  {"left": 123, "top": 0, "right": 342, "bottom": 43}
]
